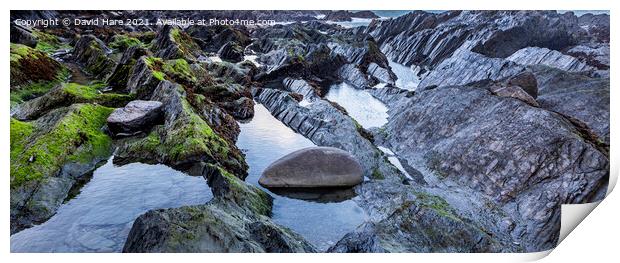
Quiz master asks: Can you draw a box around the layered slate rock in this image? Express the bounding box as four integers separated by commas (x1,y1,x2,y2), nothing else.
507,47,594,72
152,25,202,61
123,165,316,253
367,11,592,71
107,100,164,136
10,24,37,47
380,84,608,251
106,45,150,92
10,104,114,234
218,42,245,63
418,49,525,90
72,35,115,78
531,65,610,144
259,147,363,188
187,25,251,53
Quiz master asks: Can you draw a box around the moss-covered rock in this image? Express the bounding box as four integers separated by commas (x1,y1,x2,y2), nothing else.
72,35,115,79
107,45,149,91
108,34,143,51
10,104,114,233
32,30,70,54
11,104,114,187
10,43,69,106
115,80,247,177
152,25,202,61
13,82,134,120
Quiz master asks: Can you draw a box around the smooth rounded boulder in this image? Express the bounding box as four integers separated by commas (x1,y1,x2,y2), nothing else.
107,100,163,136
259,147,363,188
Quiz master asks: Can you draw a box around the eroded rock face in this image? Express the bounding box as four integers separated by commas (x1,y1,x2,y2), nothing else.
379,84,608,251
72,35,115,78
531,65,610,144
218,42,244,63
107,100,164,136
418,49,525,90
259,147,363,188
507,47,594,72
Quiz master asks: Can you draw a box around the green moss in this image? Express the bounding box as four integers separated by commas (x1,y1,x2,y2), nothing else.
10,68,70,107
413,191,460,221
10,119,35,161
212,165,272,216
371,167,385,180
10,44,68,99
162,59,196,83
10,43,35,62
32,30,70,54
170,28,201,59
62,83,134,106
10,104,114,187
108,35,143,50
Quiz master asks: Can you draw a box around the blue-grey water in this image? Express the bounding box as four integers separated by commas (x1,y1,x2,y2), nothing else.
10,158,213,252
237,104,368,251
325,82,389,128
389,60,421,91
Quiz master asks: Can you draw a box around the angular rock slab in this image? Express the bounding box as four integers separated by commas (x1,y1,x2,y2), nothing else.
107,100,163,136
259,147,363,188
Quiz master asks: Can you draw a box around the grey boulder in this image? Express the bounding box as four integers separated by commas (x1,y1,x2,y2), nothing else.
107,100,163,136
259,147,363,188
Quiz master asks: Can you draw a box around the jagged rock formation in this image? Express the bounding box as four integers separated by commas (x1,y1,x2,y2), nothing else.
375,84,608,251
507,47,595,72
72,35,116,78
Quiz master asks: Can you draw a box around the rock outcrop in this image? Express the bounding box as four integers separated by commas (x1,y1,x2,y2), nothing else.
507,47,594,73
152,25,203,61
218,42,245,63
417,48,525,90
72,35,115,78
378,84,608,251
12,83,133,121
259,147,364,188
531,65,610,144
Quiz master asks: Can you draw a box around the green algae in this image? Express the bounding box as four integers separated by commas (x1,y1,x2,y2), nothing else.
10,104,114,188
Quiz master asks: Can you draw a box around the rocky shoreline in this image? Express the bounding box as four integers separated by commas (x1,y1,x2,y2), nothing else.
10,10,609,253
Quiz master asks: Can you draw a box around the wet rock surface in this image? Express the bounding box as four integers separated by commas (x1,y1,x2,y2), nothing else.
259,147,363,188
106,100,164,136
